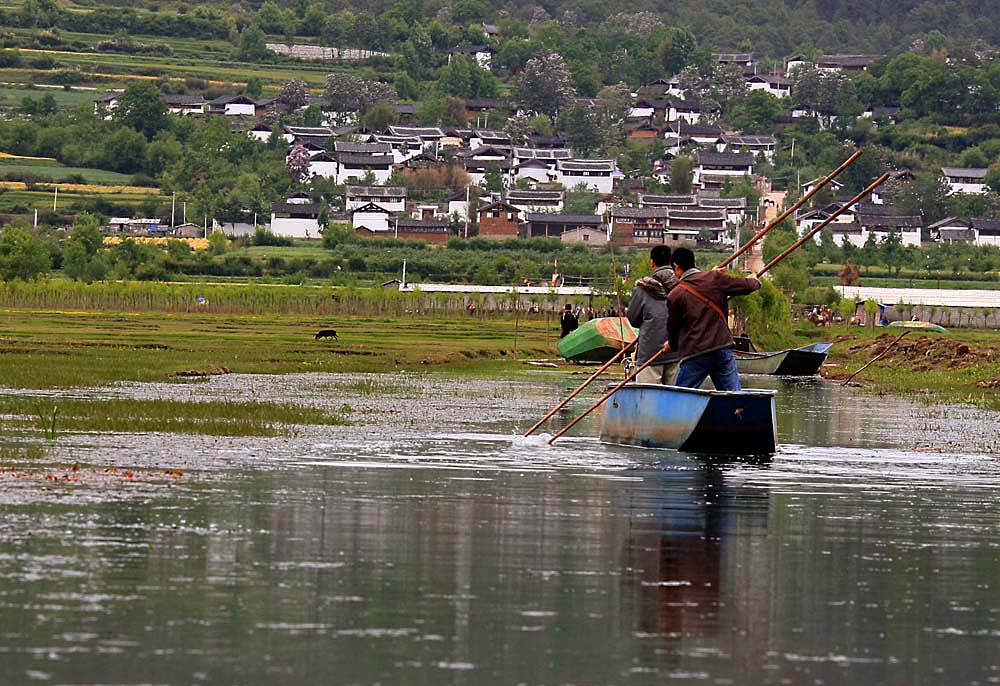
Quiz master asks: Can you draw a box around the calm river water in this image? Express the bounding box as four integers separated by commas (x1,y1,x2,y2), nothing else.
1,371,998,686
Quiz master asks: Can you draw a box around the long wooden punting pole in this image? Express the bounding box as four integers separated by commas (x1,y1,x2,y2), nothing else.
717,150,863,270
547,346,669,445
523,338,637,437
842,331,910,386
755,172,891,278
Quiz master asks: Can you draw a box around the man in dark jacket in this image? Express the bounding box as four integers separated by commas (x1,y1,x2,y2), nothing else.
559,303,579,338
666,247,760,391
627,245,680,384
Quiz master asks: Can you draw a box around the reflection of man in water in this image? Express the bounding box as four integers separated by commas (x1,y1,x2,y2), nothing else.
621,461,768,645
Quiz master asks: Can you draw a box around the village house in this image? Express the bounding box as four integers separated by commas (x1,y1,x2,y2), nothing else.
370,134,424,164
713,52,756,73
334,151,393,185
269,200,323,239
513,159,558,186
745,74,792,98
522,214,603,239
477,201,522,238
344,186,407,213
305,151,338,179
699,196,749,226
667,208,728,244
506,189,565,214
693,151,754,190
723,134,777,161
206,94,258,117
351,202,392,232
385,125,445,150
390,218,451,243
940,167,989,195
285,125,333,147
105,217,161,234
638,194,697,209
447,188,493,222
666,99,704,125
561,226,608,245
557,159,617,194
816,54,882,72
94,91,121,117
609,207,673,246
448,44,495,70
163,94,207,115
463,98,511,125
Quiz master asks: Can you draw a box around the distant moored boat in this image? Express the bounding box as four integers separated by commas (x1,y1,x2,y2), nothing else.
557,316,637,362
734,342,833,376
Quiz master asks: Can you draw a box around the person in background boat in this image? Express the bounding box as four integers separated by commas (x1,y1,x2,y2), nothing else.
665,247,761,391
560,303,579,338
627,245,680,384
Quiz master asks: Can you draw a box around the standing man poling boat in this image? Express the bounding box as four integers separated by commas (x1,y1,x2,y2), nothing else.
666,248,760,391
627,245,680,385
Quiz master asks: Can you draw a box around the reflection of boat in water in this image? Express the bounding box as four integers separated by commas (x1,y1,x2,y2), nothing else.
734,342,832,376
557,317,636,362
600,383,777,455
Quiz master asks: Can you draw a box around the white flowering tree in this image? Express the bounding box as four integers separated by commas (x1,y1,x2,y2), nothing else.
516,50,576,118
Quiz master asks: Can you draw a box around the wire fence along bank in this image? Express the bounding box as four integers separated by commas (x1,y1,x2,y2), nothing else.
0,280,617,318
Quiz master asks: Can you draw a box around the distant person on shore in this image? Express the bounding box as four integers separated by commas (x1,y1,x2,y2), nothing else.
665,248,760,391
627,245,679,384
560,303,579,338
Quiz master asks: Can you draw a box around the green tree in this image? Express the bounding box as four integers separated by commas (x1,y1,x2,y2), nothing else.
238,25,270,62
208,230,229,255
113,81,168,139
657,26,697,75
363,102,399,131
0,225,51,280
670,155,694,194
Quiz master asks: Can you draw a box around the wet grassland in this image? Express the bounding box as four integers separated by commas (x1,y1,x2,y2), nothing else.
2,305,1000,448
0,307,554,446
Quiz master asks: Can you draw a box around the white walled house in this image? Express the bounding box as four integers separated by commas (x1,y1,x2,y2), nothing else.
693,151,754,189
269,201,323,239
371,135,423,164
940,167,988,195
305,151,338,179
506,189,565,214
723,134,777,162
335,153,393,185
351,203,392,232
557,159,617,194
449,44,494,70
344,186,407,213
207,94,258,116
513,159,557,185
746,74,792,98
163,94,207,115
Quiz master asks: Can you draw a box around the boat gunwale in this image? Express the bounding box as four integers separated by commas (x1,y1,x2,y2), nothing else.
623,382,777,398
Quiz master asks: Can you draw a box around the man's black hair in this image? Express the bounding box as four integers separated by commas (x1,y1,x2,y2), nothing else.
564,303,572,309
671,247,696,271
649,245,671,267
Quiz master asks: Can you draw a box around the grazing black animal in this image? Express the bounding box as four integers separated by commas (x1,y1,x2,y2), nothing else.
315,329,338,340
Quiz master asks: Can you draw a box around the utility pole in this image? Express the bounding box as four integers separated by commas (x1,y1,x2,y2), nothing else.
53,186,58,212
171,192,176,228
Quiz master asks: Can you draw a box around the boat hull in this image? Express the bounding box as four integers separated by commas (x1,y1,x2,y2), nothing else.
600,384,777,455
735,343,831,376
557,317,637,362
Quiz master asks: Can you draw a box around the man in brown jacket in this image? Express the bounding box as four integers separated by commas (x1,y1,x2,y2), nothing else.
666,247,760,391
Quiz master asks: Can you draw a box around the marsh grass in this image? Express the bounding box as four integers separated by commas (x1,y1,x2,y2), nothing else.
0,442,47,462
0,397,350,437
337,378,416,396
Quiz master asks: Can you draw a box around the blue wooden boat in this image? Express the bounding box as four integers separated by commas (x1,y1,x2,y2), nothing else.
600,384,778,455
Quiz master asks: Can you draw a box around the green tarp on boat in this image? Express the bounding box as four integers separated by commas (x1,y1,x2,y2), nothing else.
557,317,637,362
